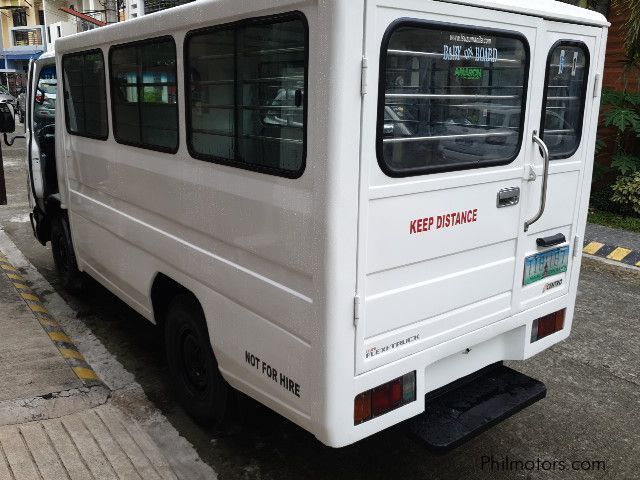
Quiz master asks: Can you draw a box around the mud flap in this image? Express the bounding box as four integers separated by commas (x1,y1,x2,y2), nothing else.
405,363,546,452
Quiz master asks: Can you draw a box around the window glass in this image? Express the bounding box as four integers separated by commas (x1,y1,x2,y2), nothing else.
541,43,589,159
33,66,57,140
378,24,529,176
188,29,235,160
110,37,178,152
187,14,307,177
62,50,108,139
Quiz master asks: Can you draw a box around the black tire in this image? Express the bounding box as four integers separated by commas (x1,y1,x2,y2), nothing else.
164,294,231,426
50,215,85,292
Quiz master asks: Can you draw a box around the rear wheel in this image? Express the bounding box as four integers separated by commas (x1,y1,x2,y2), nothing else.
164,294,230,425
50,215,85,292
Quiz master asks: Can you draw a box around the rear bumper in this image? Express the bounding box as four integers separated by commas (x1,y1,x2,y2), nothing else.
320,294,572,447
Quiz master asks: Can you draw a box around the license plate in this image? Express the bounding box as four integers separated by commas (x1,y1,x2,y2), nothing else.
523,246,570,286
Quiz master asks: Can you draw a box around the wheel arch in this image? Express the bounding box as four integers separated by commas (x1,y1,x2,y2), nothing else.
150,272,205,332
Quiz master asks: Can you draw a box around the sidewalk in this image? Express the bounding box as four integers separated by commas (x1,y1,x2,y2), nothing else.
0,251,178,479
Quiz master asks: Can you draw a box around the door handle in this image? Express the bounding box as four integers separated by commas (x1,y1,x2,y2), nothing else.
524,131,551,232
536,233,566,248
497,187,520,208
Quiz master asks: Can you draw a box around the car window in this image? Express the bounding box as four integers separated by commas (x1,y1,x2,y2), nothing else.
62,50,109,139
186,13,308,178
33,65,57,144
378,22,529,177
540,43,590,159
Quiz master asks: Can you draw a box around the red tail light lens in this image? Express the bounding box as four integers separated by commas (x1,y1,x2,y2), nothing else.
354,372,416,425
531,309,566,342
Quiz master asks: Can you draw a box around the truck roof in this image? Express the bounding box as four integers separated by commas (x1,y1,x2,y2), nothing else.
55,0,609,54
443,0,608,27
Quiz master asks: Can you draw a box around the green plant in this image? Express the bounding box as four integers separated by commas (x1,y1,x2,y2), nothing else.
611,172,640,214
599,88,640,176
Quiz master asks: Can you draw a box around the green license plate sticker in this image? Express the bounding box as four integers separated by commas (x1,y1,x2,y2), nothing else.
524,246,570,286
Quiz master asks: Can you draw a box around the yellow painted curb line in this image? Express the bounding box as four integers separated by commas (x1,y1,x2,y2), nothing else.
48,331,73,343
583,242,604,255
73,367,99,381
0,249,102,387
28,302,48,314
20,292,40,302
61,348,86,361
607,247,632,262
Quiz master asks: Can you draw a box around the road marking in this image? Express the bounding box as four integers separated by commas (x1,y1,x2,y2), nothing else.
1,247,103,386
48,331,73,343
20,292,40,302
28,302,48,314
60,348,85,361
72,367,99,381
607,247,632,262
583,242,605,255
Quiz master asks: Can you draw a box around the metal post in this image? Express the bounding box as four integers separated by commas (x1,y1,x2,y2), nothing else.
0,142,6,205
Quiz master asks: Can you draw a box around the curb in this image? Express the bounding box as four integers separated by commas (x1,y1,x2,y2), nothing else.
0,250,103,387
583,241,640,269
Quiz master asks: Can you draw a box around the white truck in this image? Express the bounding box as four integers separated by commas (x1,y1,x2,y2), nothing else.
2,0,608,449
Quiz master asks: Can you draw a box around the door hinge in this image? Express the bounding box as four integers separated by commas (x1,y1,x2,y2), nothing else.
361,56,368,96
593,73,602,99
354,295,361,326
573,235,582,257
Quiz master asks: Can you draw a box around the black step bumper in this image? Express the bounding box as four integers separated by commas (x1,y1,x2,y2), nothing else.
405,363,547,453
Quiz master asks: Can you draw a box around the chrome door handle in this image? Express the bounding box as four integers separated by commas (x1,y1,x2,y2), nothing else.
525,131,550,232
497,187,520,208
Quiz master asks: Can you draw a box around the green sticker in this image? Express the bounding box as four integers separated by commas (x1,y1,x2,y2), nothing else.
455,67,483,80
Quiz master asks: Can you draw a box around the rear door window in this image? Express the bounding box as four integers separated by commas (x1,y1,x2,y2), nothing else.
377,22,530,177
540,42,590,159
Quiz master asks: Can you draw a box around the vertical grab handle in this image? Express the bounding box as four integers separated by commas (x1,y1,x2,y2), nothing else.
525,131,551,232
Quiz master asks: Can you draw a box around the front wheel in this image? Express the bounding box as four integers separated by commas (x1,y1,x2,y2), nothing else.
50,215,85,292
164,294,231,426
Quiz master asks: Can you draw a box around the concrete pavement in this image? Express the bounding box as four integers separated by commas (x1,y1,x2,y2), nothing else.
0,250,182,479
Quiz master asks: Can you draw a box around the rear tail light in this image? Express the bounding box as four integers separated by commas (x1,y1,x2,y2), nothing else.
354,372,416,425
531,309,566,342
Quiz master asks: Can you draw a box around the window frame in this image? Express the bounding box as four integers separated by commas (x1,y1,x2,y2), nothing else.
376,19,531,178
108,35,179,154
539,40,591,161
184,11,309,180
62,48,109,141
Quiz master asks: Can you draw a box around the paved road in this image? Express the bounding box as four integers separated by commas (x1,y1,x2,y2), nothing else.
2,138,639,479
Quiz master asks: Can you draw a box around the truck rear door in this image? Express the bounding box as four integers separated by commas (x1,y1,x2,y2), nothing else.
356,0,602,374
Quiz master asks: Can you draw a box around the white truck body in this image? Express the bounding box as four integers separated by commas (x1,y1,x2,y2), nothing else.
24,0,607,447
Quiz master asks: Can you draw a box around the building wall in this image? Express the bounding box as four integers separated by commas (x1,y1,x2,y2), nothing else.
602,2,638,91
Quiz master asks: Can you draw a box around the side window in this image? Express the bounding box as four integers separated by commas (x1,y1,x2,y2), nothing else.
541,43,590,159
62,50,109,139
110,37,178,152
378,22,529,177
33,65,57,145
186,13,308,178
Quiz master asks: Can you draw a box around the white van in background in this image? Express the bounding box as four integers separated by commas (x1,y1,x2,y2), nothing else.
1,0,608,450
